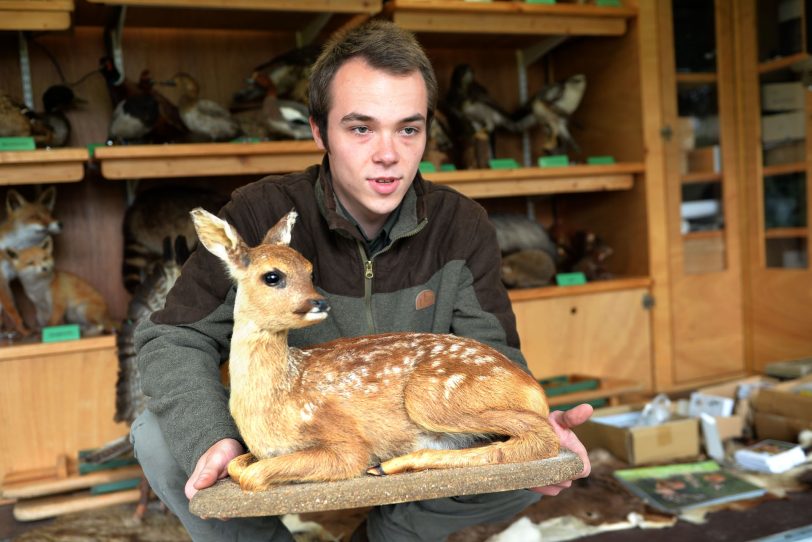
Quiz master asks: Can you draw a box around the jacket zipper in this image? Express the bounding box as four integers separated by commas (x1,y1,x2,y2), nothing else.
356,218,428,335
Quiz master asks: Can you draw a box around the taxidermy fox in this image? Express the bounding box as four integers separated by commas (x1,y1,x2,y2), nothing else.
0,188,62,336
6,237,112,335
191,208,559,492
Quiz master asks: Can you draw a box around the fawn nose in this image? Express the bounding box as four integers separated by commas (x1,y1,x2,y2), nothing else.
311,298,330,313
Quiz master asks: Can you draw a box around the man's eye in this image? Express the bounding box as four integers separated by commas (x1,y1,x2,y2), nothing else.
402,126,419,136
352,126,370,135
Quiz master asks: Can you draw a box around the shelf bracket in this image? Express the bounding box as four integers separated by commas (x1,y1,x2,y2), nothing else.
520,36,569,69
18,32,34,109
296,13,331,47
105,6,128,85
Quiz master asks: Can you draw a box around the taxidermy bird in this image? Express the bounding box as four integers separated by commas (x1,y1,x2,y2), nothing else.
444,64,518,168
513,73,587,154
251,71,312,140
134,70,187,143
232,43,321,110
423,108,455,170
165,72,240,142
0,94,54,146
40,84,79,148
100,58,159,143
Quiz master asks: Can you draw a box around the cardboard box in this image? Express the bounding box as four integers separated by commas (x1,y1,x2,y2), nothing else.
761,82,806,112
752,374,812,422
573,405,699,465
763,140,806,166
689,376,777,440
754,411,812,442
762,110,806,145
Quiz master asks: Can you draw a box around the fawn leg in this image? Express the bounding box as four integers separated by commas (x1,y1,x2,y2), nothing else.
227,452,257,482
238,445,369,492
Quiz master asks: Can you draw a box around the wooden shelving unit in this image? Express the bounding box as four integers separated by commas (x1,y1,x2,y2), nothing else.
757,52,810,74
0,0,74,31
508,276,651,303
428,163,641,199
763,162,806,177
94,141,325,180
0,148,88,185
0,334,114,360
764,227,808,239
85,0,380,13
681,171,723,184
386,0,635,37
675,72,718,84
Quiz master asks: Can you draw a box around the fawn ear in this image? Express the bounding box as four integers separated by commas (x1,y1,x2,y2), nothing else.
262,210,297,246
190,208,248,272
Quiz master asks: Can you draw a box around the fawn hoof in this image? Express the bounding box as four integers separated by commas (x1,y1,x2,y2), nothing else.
366,465,386,476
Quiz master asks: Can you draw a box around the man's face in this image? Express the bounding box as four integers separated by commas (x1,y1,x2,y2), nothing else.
311,57,428,237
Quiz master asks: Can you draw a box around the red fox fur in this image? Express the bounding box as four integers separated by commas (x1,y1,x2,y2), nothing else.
6,236,112,335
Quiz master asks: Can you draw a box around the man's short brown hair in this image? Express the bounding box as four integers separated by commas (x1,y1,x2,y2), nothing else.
308,19,438,150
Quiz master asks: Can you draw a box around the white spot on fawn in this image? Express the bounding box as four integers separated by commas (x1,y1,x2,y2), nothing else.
300,402,316,422
444,374,466,399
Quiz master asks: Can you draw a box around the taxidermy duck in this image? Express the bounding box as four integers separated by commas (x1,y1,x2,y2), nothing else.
165,72,240,142
232,43,320,110
513,73,587,154
100,58,160,143
251,71,311,140
135,70,187,143
39,84,80,148
423,108,454,169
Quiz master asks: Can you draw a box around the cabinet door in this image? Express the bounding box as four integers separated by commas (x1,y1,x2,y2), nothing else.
660,0,746,384
741,0,812,369
512,288,652,389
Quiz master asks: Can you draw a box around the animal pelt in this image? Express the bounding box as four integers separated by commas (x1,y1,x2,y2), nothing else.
501,249,557,288
489,213,557,256
122,186,228,293
553,226,614,281
489,213,558,288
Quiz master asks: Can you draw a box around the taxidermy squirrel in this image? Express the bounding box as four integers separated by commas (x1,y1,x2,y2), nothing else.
0,188,62,337
7,236,113,335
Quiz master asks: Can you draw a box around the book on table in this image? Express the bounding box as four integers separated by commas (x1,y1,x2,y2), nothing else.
613,460,766,514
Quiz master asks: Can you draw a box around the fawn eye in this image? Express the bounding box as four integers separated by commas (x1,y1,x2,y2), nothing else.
262,270,285,287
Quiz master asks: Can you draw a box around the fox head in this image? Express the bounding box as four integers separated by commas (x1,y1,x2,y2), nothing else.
6,236,55,281
2,188,62,249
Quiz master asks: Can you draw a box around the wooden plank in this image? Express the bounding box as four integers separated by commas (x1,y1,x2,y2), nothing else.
0,10,70,30
758,52,810,74
0,335,115,362
388,0,637,38
681,172,723,184
191,451,583,518
2,465,142,499
13,488,141,522
0,148,87,163
545,377,643,407
763,162,806,177
0,148,88,184
764,227,808,239
85,0,381,13
675,72,717,84
507,276,652,302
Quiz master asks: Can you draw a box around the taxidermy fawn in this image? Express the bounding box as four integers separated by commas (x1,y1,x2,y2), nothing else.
191,208,560,492
7,236,113,335
0,188,62,336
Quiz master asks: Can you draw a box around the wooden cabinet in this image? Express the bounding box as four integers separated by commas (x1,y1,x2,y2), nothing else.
0,337,126,480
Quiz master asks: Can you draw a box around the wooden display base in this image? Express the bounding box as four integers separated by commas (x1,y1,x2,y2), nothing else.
191,450,583,519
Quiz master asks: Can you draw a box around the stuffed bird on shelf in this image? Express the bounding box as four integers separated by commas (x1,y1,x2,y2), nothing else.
164,72,240,142
513,73,587,154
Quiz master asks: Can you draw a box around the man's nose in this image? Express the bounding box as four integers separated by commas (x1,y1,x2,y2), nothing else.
372,134,398,165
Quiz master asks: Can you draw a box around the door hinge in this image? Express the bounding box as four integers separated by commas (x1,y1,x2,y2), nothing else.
642,293,655,310
660,125,673,141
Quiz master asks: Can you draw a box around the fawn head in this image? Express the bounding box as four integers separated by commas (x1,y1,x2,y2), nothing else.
190,208,329,332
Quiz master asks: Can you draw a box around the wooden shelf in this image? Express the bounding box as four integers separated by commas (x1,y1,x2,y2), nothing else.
507,276,651,302
765,227,808,239
0,0,74,31
429,162,642,198
758,52,811,75
763,162,806,177
386,0,636,37
85,0,380,13
0,148,87,185
681,171,722,184
545,376,643,408
94,141,324,180
675,72,717,85
683,230,723,240
0,335,115,362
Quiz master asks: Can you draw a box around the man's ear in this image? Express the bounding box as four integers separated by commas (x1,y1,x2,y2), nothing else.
309,117,326,152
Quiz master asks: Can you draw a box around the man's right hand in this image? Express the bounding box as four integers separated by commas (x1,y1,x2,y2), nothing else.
185,438,245,499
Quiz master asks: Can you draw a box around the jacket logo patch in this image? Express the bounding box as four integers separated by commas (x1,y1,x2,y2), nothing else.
415,289,435,311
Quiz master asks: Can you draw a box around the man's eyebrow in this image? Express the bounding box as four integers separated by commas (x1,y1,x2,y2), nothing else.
339,113,427,124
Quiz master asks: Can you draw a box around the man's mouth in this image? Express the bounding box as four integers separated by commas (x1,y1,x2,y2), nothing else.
370,177,399,184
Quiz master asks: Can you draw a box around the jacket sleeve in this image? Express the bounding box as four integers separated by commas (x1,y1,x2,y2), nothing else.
450,206,531,373
135,199,256,476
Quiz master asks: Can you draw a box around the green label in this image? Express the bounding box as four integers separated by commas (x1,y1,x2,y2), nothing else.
0,137,36,151
439,163,457,171
587,155,616,165
489,158,520,169
418,161,437,173
596,0,622,6
90,477,142,495
526,0,556,4
538,155,570,167
555,272,587,286
42,324,81,343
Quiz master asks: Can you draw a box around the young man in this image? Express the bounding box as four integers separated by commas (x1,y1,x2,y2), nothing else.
132,20,592,542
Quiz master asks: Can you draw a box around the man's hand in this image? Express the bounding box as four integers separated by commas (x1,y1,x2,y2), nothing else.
185,438,245,500
529,403,593,496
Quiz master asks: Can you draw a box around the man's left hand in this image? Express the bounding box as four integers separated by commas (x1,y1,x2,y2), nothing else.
529,403,593,496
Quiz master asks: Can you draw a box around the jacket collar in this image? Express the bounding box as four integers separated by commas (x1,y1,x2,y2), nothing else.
314,155,428,244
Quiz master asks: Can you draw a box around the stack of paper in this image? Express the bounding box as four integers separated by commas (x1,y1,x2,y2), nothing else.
734,440,806,473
